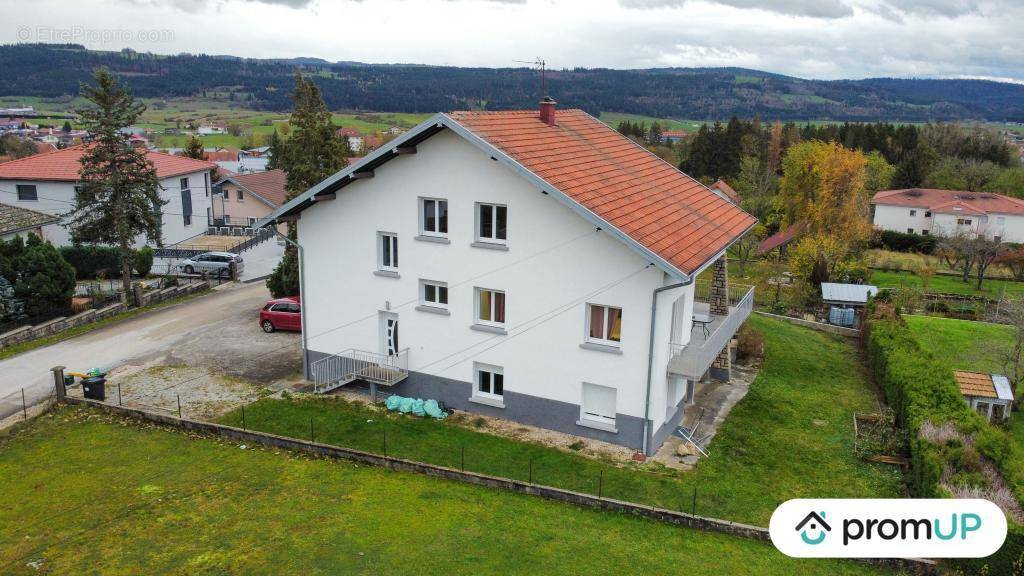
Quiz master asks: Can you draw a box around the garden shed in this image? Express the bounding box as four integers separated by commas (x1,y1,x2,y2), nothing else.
954,371,1014,423
820,283,878,328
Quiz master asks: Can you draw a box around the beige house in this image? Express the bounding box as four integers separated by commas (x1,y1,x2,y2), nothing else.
210,169,287,233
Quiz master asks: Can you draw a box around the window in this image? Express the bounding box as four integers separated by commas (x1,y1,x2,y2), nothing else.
586,304,622,345
477,203,507,244
958,218,973,226
909,209,916,216
180,186,192,226
474,363,504,401
581,382,617,427
907,228,914,234
420,279,448,309
921,230,929,236
16,184,37,201
925,211,932,218
475,288,505,326
237,189,244,201
420,198,448,236
378,232,398,272
248,217,258,226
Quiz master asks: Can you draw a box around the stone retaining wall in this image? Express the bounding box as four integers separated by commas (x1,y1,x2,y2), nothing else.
63,396,935,574
0,282,209,348
754,311,861,337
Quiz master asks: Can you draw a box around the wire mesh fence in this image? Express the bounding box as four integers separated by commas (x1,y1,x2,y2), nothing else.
0,381,55,422
59,374,739,519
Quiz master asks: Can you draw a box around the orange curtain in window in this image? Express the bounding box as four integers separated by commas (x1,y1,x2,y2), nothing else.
607,307,622,342
494,292,505,323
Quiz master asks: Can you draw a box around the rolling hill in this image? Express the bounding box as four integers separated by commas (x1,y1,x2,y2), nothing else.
1,43,1023,122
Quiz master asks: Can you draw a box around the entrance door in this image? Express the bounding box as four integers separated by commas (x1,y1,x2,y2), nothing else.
380,312,399,356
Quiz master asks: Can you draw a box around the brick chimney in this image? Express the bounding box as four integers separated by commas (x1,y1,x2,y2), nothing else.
539,97,556,126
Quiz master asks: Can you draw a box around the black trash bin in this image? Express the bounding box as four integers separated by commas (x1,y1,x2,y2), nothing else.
82,377,106,401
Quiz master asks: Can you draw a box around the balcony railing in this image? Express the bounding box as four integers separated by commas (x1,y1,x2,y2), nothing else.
668,284,754,380
311,348,410,393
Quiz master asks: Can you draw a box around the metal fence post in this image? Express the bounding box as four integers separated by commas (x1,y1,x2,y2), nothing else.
241,404,246,430
21,388,27,420
598,470,604,502
117,384,122,406
51,366,66,403
177,394,182,419
310,418,315,443
460,444,465,471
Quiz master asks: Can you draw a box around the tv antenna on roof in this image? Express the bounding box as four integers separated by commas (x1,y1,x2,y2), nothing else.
514,57,547,99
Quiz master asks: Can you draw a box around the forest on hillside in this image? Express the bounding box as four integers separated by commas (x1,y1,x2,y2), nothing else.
2,43,1024,121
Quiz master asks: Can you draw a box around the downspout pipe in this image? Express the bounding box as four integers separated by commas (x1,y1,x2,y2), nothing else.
641,276,694,456
267,226,310,380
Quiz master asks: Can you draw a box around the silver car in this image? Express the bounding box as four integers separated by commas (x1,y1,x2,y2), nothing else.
179,252,245,277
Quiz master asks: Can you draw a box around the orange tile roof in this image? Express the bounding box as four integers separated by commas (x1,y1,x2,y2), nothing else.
224,169,288,207
711,178,740,204
447,109,756,275
873,188,1024,216
954,370,997,398
0,144,216,182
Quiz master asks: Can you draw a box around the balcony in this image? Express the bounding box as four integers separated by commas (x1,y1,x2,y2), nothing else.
312,348,410,393
667,281,754,380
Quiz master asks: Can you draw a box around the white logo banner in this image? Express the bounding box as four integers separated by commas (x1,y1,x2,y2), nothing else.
769,499,1007,558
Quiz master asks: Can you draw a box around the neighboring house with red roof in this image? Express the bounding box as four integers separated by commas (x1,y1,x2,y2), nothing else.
212,169,287,234
0,145,215,247
872,188,1024,243
709,179,740,205
262,100,757,455
336,127,364,153
757,221,807,256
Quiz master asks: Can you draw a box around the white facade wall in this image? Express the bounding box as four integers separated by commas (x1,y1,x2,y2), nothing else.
872,204,934,235
0,169,211,247
874,203,1024,242
298,130,694,424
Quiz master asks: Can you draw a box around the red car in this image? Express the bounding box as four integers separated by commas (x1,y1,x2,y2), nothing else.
260,296,302,332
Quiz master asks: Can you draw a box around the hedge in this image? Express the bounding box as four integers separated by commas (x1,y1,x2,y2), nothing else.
876,230,937,254
59,245,123,280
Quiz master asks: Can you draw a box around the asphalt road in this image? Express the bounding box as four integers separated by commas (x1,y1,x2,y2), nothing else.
0,282,302,417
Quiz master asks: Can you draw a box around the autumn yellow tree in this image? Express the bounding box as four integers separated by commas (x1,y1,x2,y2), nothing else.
780,141,873,284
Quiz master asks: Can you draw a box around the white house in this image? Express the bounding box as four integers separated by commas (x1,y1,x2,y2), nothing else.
261,101,757,455
0,145,216,247
871,188,1024,243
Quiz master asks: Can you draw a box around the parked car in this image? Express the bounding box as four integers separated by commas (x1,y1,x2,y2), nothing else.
260,296,301,332
179,252,245,277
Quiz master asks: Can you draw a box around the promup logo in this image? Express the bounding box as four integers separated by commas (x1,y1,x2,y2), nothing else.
795,511,831,545
770,499,1007,558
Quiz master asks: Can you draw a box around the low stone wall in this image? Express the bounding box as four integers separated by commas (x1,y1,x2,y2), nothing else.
754,311,861,337
63,396,936,574
0,282,209,349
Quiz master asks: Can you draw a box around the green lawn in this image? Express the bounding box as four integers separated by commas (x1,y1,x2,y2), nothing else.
0,406,887,575
904,315,1014,375
220,315,902,526
870,270,1024,298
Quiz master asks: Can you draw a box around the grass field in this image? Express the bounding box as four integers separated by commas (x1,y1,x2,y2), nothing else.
870,269,1024,298
904,315,1014,375
0,406,888,575
220,315,902,527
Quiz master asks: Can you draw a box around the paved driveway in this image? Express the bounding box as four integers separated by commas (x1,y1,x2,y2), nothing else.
0,283,301,417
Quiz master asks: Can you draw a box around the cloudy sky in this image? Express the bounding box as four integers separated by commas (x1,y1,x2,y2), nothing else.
3,0,1022,83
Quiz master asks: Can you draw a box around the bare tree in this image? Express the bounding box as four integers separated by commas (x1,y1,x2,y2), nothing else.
972,235,1005,290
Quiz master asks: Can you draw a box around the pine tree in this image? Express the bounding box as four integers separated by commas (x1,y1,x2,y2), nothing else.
62,120,72,132
65,68,162,303
183,135,206,160
274,74,350,199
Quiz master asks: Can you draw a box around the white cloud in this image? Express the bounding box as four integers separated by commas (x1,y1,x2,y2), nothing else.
1,0,1021,83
